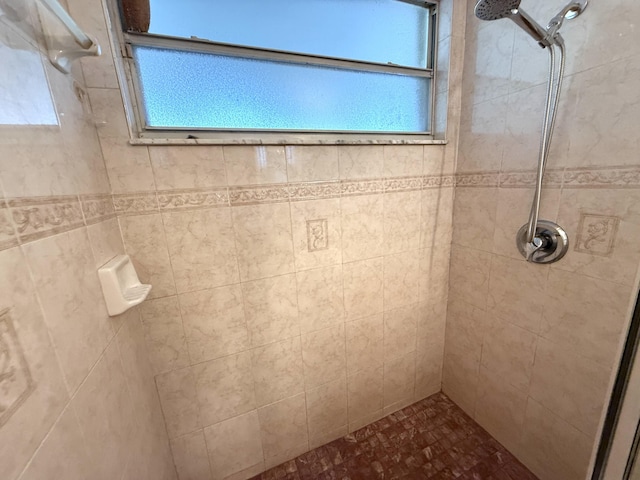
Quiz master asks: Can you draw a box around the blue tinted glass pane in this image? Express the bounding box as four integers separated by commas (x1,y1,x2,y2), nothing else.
133,46,430,132
148,0,429,69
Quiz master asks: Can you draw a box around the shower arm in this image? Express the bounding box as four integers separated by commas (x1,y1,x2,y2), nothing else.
525,35,566,255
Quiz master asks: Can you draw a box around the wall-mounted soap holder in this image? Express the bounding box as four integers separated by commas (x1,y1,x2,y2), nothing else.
98,255,151,317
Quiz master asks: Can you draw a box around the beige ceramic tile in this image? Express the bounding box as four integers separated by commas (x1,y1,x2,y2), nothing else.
529,338,612,438
302,324,346,389
338,145,384,179
452,187,497,252
71,341,136,480
242,274,300,347
346,314,384,374
286,146,339,182
347,366,384,425
139,296,190,375
383,352,416,409
170,430,213,480
423,146,447,176
417,300,447,353
487,254,548,334
0,248,69,480
251,336,304,407
231,203,295,281
204,411,264,479
163,208,240,293
474,367,527,453
23,228,114,393
519,398,594,480
383,304,419,362
155,367,201,439
383,190,421,254
86,217,124,268
418,245,451,307
415,347,443,399
88,87,129,139
383,251,420,310
18,406,90,480
149,146,226,189
420,187,454,251
306,377,348,445
99,136,156,194
444,300,486,363
120,214,176,299
448,245,491,309
542,268,630,367
290,198,342,271
340,193,384,262
258,393,309,469
480,317,537,393
296,265,344,333
343,257,384,321
224,146,287,185
442,350,479,417
383,145,424,177
193,352,256,427
179,285,249,364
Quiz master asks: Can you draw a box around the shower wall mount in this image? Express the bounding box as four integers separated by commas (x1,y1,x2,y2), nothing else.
474,0,587,264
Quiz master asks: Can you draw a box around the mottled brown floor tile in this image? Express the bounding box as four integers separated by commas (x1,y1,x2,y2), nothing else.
251,392,537,480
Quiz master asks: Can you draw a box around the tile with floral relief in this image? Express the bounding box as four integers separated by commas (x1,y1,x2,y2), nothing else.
163,207,239,293
383,251,420,311
231,202,295,281
155,366,201,439
149,145,226,189
205,410,264,479
193,352,257,427
0,200,18,251
346,313,383,374
157,188,229,211
383,352,416,409
119,213,176,299
286,145,339,182
343,257,384,321
258,393,309,469
242,274,300,347
448,244,491,309
9,195,84,243
290,197,342,271
224,145,287,185
251,336,304,407
112,192,159,215
306,377,348,445
383,304,419,362
80,193,116,226
139,296,190,375
338,145,384,179
23,228,114,393
179,284,249,365
296,265,344,334
0,248,69,480
170,430,213,480
383,190,421,254
340,193,383,262
302,323,346,389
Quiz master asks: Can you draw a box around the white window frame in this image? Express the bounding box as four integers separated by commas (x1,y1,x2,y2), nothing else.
107,0,444,145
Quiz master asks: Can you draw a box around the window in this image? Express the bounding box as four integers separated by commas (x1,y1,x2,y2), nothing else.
118,0,438,138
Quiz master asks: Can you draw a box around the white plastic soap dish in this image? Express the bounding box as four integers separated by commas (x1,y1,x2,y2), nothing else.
98,255,152,316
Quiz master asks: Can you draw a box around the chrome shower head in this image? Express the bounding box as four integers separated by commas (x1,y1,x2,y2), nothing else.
474,0,521,21
474,0,551,47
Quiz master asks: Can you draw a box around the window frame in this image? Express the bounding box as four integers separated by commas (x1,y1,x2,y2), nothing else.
108,0,442,145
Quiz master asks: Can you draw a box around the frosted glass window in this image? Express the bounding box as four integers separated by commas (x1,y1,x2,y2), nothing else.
134,46,430,132
148,0,430,69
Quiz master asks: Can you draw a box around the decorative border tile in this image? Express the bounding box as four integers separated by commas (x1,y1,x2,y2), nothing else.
80,194,116,225
564,166,640,189
289,182,341,202
112,192,159,215
158,188,229,211
229,184,290,205
499,170,563,188
384,176,423,193
340,179,384,196
9,196,84,244
455,172,500,187
0,200,19,251
423,175,455,189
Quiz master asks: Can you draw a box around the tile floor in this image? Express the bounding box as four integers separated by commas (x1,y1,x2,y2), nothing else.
250,392,538,480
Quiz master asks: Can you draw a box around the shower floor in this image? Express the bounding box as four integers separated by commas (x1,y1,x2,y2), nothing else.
250,392,538,480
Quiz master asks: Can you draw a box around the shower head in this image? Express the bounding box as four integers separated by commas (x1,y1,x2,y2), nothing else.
474,0,551,47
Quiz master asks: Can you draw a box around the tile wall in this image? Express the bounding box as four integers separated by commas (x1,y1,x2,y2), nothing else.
444,1,640,479
61,0,465,479
0,1,176,479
